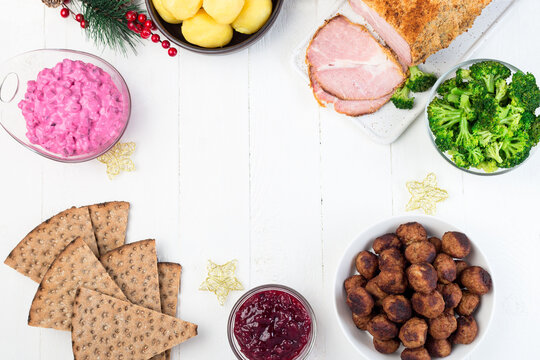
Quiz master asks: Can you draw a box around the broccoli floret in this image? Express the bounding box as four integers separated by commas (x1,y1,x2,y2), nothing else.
407,66,437,92
467,147,485,167
450,151,470,168
475,129,499,147
499,133,532,168
470,61,511,93
456,112,477,150
391,85,414,109
485,142,504,163
427,98,462,132
445,86,473,106
497,104,524,131
508,71,540,113
434,129,455,152
437,78,458,97
530,115,540,146
494,78,508,104
477,160,499,173
473,94,498,130
456,68,472,85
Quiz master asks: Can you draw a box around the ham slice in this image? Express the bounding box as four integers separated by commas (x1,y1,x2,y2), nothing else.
306,15,405,101
349,0,493,66
309,67,391,117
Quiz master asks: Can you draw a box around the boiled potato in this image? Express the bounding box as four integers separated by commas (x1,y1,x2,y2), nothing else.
232,0,272,34
152,0,182,24
182,9,233,48
203,0,245,25
164,0,203,21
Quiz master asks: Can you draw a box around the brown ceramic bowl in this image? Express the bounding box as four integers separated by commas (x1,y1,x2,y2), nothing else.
145,0,284,55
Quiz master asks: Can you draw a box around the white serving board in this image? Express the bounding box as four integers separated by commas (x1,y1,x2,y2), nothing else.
292,0,516,144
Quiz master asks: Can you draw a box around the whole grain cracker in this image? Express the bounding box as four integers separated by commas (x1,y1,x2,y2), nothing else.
72,288,198,360
100,239,161,311
158,262,183,360
88,201,130,255
4,206,99,282
28,237,127,331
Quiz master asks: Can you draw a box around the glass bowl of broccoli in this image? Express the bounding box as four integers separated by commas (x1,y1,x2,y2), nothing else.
425,58,540,175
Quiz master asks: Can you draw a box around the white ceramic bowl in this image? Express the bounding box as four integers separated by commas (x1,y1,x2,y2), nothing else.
334,215,495,360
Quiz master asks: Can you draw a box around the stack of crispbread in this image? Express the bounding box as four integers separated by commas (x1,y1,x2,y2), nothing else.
4,202,195,360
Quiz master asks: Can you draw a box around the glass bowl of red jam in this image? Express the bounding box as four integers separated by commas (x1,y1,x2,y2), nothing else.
228,284,316,360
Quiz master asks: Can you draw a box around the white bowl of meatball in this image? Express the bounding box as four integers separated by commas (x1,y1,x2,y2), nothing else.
334,215,494,360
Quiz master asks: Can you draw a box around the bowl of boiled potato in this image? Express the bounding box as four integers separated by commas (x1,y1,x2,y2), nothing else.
146,0,283,54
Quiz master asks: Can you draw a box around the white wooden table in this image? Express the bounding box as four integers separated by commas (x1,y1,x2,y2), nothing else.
1,0,539,359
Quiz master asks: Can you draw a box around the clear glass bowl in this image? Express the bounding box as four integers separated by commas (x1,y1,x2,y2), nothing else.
0,49,131,163
227,284,317,360
425,58,536,176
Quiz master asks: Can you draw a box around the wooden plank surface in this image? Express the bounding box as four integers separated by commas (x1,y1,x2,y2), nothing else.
0,0,539,359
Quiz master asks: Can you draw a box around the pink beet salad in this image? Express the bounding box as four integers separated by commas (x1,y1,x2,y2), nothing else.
18,59,125,157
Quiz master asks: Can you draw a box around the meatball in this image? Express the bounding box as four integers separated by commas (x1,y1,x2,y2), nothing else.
451,316,478,344
367,314,399,341
352,312,372,330
405,241,436,264
346,286,374,316
429,311,457,339
376,270,408,294
396,222,428,246
373,337,400,354
428,237,442,253
344,275,367,294
454,260,469,278
373,233,402,254
412,291,445,319
355,250,379,279
456,291,481,316
406,263,437,294
460,266,492,295
401,347,431,360
399,317,428,348
425,337,452,358
366,278,388,300
382,295,412,323
441,232,471,258
433,254,457,284
379,247,406,271
440,283,462,309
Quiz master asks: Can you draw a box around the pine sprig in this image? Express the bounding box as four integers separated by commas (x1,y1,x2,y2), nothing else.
70,0,144,54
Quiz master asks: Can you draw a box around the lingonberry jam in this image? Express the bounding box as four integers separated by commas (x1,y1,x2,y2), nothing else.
233,289,312,360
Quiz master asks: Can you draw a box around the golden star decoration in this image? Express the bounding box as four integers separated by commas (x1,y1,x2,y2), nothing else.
406,173,449,215
97,142,136,180
199,259,244,305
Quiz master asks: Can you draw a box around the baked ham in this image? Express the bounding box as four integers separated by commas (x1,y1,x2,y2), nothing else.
309,68,392,117
306,15,406,101
349,0,493,66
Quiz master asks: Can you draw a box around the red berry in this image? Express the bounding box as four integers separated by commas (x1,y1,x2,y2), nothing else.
75,13,83,22
136,23,144,32
141,29,151,39
144,20,154,29
125,10,137,22
63,0,70,3
60,8,69,18
80,20,86,28
127,21,136,31
138,14,147,23
151,34,160,43
151,23,157,31
161,40,170,49
168,48,177,57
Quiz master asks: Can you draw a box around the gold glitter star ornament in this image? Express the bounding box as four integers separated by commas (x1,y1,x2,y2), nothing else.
97,142,136,180
200,260,244,305
406,173,449,215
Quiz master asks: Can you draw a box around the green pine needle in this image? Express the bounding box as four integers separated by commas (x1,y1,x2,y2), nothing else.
70,0,144,54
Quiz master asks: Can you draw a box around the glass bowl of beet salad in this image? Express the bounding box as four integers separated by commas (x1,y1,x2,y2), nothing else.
227,284,316,360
